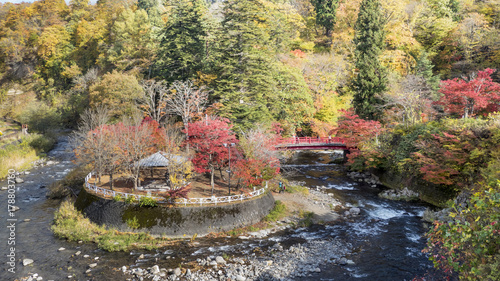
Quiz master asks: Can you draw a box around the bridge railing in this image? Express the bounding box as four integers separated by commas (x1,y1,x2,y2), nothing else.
276,136,345,145
84,172,268,206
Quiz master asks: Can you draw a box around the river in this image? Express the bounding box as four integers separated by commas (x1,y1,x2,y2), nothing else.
0,138,437,280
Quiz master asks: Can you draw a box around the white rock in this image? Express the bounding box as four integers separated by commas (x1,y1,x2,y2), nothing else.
83,255,90,258
58,247,65,251
89,263,97,268
15,177,24,183
265,260,273,266
75,251,81,256
173,267,182,276
23,259,34,266
151,265,160,274
215,256,226,265
236,275,246,281
122,266,127,272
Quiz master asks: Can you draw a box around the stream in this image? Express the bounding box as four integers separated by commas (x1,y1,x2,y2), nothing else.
0,138,436,280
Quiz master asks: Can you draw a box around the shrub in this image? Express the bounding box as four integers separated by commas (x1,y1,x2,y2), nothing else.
298,210,315,227
138,196,158,207
16,101,61,133
264,200,287,222
125,195,136,204
126,216,140,229
27,133,56,152
424,186,500,280
113,194,123,202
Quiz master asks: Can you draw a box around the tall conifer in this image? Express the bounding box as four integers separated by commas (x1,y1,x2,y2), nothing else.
311,0,340,37
213,0,276,129
155,0,208,83
352,0,386,120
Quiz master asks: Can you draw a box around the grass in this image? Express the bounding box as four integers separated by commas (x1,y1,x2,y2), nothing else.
52,201,180,252
0,133,56,179
286,184,309,195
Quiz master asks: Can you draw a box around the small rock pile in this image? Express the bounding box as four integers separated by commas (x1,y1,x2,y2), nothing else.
378,187,419,201
347,172,381,187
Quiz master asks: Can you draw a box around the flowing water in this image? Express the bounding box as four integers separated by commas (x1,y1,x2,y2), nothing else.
0,139,435,280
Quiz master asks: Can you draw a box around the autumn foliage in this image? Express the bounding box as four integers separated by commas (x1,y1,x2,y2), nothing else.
185,117,238,191
332,110,384,168
436,68,500,118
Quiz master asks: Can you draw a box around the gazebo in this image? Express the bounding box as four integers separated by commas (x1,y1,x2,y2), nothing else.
136,151,188,190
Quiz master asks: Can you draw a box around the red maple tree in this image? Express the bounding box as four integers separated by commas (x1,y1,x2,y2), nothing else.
185,116,238,193
436,68,500,118
332,110,384,168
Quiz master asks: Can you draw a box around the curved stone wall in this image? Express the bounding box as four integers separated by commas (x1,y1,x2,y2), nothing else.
75,188,275,237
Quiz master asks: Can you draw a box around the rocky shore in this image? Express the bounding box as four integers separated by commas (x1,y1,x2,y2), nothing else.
123,238,353,281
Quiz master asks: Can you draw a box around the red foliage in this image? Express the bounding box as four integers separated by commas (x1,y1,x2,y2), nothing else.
332,110,384,148
435,68,500,118
233,158,280,188
185,117,238,174
290,49,307,58
412,131,474,186
165,184,191,200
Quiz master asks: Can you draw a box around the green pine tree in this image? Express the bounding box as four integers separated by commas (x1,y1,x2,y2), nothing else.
311,0,340,37
155,0,208,83
352,0,387,120
213,0,277,130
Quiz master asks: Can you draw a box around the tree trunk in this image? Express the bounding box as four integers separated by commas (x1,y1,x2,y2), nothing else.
210,166,215,195
109,173,114,191
219,167,225,181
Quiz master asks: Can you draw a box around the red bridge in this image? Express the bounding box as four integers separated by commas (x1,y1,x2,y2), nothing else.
275,137,348,150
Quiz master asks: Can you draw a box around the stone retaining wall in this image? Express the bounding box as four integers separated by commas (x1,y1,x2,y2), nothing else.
75,188,275,237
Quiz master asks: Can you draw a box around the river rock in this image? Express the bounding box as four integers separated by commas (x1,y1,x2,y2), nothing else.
83,255,90,258
173,267,182,276
151,265,160,274
58,247,65,251
75,251,81,256
215,256,226,265
349,207,361,216
236,275,246,281
1,186,7,190
122,266,127,272
23,259,34,266
10,206,20,212
15,177,24,183
89,263,97,268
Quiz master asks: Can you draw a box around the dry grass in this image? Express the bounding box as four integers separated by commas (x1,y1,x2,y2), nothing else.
0,146,38,178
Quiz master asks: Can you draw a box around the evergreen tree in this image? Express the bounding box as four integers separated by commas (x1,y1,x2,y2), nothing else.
137,0,162,28
415,51,440,96
155,0,208,83
311,0,340,37
352,0,387,120
213,0,277,129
